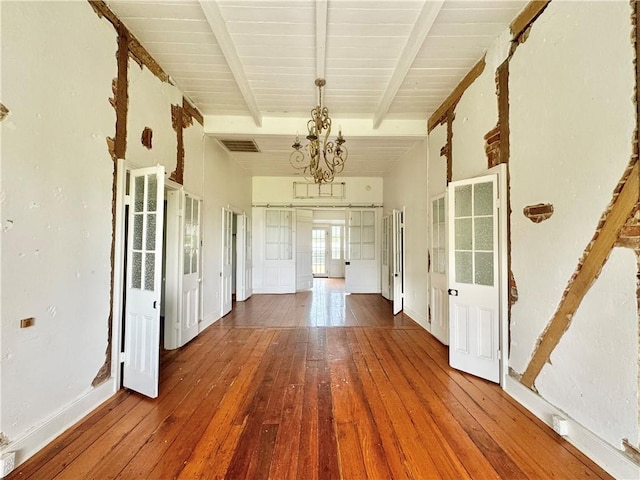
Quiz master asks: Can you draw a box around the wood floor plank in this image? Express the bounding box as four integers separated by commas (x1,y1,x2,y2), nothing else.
8,280,613,480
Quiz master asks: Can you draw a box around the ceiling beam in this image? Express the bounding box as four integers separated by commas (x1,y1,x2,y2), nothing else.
372,0,444,129
199,0,262,127
316,0,328,80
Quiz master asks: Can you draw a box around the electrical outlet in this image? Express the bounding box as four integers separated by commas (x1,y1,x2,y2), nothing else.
552,415,569,436
0,451,15,478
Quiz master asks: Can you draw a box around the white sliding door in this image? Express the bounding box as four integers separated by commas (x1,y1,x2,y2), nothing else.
345,208,380,294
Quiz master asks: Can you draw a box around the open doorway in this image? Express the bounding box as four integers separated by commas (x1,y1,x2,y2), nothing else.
221,207,250,316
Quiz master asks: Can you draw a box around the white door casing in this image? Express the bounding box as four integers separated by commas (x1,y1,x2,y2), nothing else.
392,209,404,315
296,209,313,290
430,194,448,345
181,194,201,345
447,173,500,383
221,207,233,316
345,208,381,294
123,165,165,399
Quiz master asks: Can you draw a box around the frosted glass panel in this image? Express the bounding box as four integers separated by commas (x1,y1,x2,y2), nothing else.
280,244,292,260
146,214,156,251
350,243,361,260
455,185,472,217
432,202,438,224
184,245,191,275
437,248,446,273
133,214,143,250
438,197,445,222
455,218,472,250
362,226,375,243
132,252,142,289
185,196,192,222
266,210,279,226
475,252,494,286
147,174,157,212
280,227,291,243
266,226,279,243
350,227,361,243
192,249,198,273
144,252,155,291
134,176,144,213
475,217,493,251
350,211,361,226
474,182,493,216
362,243,375,260
455,251,472,284
193,200,199,224
363,211,375,226
280,211,291,227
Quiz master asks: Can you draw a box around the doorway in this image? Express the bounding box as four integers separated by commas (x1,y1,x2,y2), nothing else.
312,228,329,277
221,207,250,316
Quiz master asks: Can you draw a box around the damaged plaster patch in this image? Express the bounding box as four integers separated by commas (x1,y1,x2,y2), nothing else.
141,127,153,149
0,103,10,122
623,438,640,465
0,433,9,447
509,270,519,306
523,203,554,223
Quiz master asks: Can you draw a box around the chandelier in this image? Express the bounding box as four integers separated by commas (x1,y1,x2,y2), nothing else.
290,78,347,184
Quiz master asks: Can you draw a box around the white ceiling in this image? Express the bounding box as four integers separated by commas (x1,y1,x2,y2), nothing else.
106,0,527,177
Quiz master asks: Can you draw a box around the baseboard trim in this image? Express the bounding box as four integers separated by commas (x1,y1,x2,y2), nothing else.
1,380,115,468
404,307,429,331
505,377,639,479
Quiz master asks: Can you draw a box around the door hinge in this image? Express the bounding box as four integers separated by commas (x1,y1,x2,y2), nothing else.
120,352,125,363
124,194,131,205
497,349,502,360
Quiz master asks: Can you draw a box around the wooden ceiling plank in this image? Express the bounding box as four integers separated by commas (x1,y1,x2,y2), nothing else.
373,0,445,129
199,0,262,126
316,0,328,80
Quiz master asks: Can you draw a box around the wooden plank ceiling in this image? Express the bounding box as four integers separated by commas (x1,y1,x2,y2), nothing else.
106,0,527,177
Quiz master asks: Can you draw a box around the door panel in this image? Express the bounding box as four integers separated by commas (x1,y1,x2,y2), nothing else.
345,208,380,293
296,210,313,290
392,209,403,315
430,195,448,344
124,165,164,399
448,174,499,383
181,195,200,345
381,216,391,300
221,208,233,316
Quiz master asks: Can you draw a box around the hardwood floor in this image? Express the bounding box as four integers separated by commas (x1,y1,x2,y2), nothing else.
9,279,611,479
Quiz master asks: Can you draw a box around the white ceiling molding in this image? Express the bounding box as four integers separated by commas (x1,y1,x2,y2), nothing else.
199,0,263,127
315,0,328,80
372,0,445,129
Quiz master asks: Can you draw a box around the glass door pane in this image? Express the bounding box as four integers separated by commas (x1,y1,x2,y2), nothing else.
312,228,327,276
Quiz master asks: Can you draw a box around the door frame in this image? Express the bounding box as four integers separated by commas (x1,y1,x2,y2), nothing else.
311,226,330,278
221,204,248,315
111,159,182,392
447,163,508,387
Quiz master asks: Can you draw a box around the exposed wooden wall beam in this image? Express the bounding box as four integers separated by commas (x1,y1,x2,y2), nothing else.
374,0,444,129
510,1,552,40
521,160,640,387
427,57,486,133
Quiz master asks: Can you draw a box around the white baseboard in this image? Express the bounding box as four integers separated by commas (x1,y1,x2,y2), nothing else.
505,377,639,479
1,380,115,468
404,307,429,331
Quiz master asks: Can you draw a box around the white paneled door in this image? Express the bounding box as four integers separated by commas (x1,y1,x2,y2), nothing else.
447,174,500,383
392,209,404,315
181,194,201,345
345,208,380,293
296,209,313,290
221,208,234,317
124,166,165,399
381,215,392,300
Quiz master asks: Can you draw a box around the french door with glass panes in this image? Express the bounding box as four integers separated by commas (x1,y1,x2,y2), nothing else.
312,228,329,277
124,166,164,399
430,194,448,344
447,174,500,383
181,194,201,345
345,208,379,293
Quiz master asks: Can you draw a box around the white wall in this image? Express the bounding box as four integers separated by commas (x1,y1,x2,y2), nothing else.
0,2,252,465
201,137,251,326
253,176,383,206
508,1,638,448
383,140,429,328
1,0,116,455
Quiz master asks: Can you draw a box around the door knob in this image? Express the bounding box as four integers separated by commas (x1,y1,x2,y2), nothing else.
448,289,458,296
